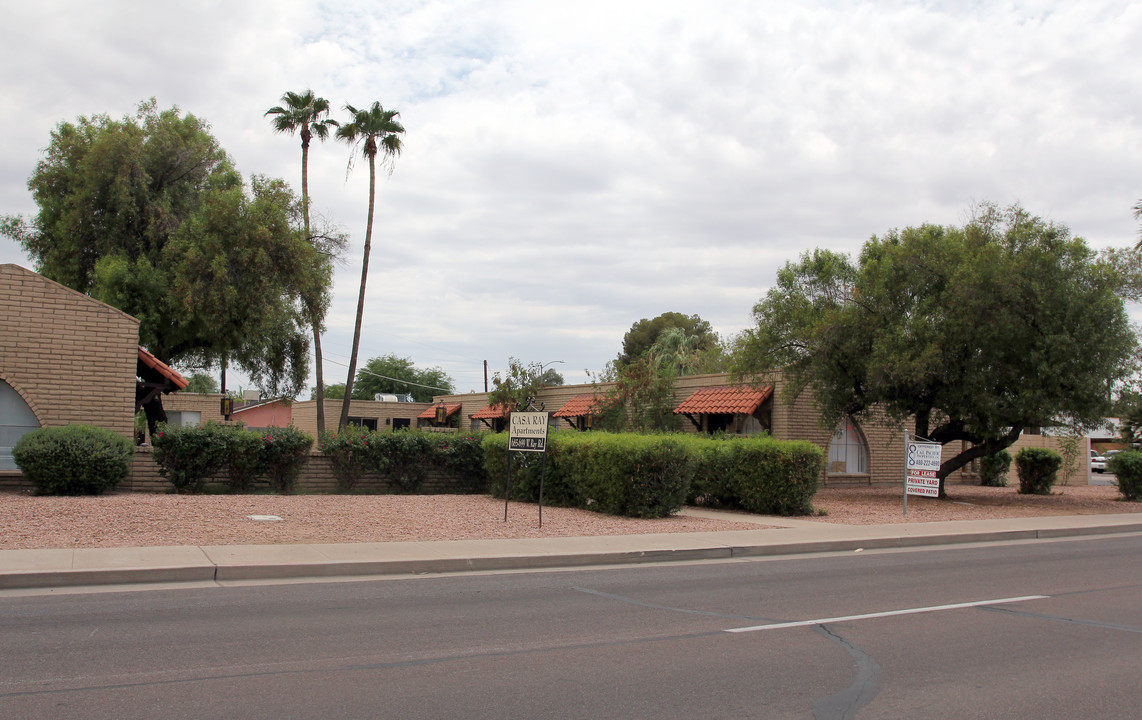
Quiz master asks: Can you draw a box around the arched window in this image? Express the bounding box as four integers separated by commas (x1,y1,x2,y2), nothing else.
1,381,40,470
828,418,868,475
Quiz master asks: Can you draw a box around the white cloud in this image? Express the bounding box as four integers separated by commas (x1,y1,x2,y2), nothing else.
2,0,1141,395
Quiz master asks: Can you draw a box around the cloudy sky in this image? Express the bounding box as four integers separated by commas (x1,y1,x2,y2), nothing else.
2,1,1140,395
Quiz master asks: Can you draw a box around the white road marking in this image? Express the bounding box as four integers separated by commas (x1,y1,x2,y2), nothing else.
725,595,1049,633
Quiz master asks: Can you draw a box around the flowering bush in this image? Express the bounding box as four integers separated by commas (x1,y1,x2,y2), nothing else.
151,422,231,493
261,425,314,493
320,424,373,491
433,432,489,493
369,430,438,493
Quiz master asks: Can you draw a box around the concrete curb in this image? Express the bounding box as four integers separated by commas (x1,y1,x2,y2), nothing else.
4,520,1140,591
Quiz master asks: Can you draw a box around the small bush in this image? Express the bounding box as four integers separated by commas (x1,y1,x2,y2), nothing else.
1108,450,1142,501
1015,447,1062,495
12,424,133,495
434,432,490,493
979,450,1012,487
225,426,269,492
261,426,314,493
151,422,231,493
370,430,438,493
320,424,374,491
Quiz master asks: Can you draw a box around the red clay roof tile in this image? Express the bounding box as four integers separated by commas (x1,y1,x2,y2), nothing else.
673,385,773,415
416,403,463,420
137,347,189,390
470,403,511,419
552,394,609,418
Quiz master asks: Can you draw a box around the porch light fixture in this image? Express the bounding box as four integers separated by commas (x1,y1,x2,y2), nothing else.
434,401,448,425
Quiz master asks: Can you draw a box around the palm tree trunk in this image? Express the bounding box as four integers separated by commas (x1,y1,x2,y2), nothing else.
339,153,376,429
300,135,327,436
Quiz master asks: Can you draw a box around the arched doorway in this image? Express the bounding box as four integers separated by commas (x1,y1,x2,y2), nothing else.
1,381,40,470
828,417,869,476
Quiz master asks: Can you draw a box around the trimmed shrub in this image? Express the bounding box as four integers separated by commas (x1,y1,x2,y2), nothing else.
151,422,231,493
261,426,314,493
224,426,269,492
979,450,1012,487
434,432,490,493
320,424,374,491
683,435,823,516
1108,450,1142,502
1015,447,1062,495
369,430,437,493
12,424,132,495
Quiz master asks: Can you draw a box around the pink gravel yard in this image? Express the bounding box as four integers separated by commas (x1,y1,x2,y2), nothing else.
0,484,1136,551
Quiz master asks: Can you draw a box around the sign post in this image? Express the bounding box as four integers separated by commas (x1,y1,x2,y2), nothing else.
505,411,550,526
904,430,942,514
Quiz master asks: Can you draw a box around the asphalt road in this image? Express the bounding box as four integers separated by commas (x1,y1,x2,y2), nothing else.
2,534,1141,720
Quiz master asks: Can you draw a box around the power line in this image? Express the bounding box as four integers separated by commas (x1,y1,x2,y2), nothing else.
321,356,453,393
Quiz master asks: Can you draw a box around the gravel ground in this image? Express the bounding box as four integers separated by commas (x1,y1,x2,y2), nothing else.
0,483,1137,550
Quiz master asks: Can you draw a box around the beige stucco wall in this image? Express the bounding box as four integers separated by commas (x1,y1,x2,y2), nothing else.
0,264,139,441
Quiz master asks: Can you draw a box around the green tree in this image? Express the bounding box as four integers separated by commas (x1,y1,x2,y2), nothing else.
266,89,340,434
314,383,346,400
1,100,327,397
335,101,405,429
733,203,1136,496
487,358,548,414
595,355,682,433
617,312,716,368
350,354,455,402
184,373,220,394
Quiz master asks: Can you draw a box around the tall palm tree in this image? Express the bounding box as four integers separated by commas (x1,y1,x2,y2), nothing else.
336,101,405,429
265,90,339,434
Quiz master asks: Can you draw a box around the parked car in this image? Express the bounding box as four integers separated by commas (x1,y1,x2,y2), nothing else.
1091,449,1107,473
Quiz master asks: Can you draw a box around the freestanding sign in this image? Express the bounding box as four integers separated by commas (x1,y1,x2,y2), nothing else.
505,411,551,526
904,431,942,513
509,412,549,452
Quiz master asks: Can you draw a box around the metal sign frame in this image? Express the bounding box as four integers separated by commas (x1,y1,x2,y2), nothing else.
504,409,551,527
904,430,942,514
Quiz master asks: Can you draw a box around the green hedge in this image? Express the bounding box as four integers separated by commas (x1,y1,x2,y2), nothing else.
12,424,133,495
680,434,823,516
1015,447,1062,495
319,428,490,494
152,422,313,494
483,432,823,518
1108,450,1142,502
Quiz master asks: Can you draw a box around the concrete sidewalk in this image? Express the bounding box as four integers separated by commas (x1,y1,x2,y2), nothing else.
2,511,1141,591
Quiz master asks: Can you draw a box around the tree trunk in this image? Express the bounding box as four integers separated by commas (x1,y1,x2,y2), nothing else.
339,152,376,429
300,132,326,437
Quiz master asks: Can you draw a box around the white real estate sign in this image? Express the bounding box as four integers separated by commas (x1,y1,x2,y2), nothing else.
906,437,942,497
509,411,549,452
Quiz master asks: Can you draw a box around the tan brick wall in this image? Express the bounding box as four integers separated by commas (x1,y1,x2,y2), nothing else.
0,265,139,483
163,392,229,424
290,400,434,438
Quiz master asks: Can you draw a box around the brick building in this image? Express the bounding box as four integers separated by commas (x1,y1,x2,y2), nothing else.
0,264,140,473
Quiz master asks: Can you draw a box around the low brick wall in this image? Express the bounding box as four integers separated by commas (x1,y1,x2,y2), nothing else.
3,447,486,495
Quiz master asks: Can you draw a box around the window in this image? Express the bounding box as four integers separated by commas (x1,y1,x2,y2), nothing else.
828,418,868,474
1,381,40,471
165,411,201,428
347,417,378,431
392,418,411,430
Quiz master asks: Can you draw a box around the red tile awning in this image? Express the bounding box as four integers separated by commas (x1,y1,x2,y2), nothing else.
417,403,463,420
470,403,511,420
552,394,608,418
137,347,188,391
673,385,773,415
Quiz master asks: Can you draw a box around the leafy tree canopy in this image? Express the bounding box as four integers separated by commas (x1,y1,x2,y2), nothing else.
349,354,455,402
184,373,220,394
487,358,561,413
732,202,1136,495
617,312,716,368
1,100,328,398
